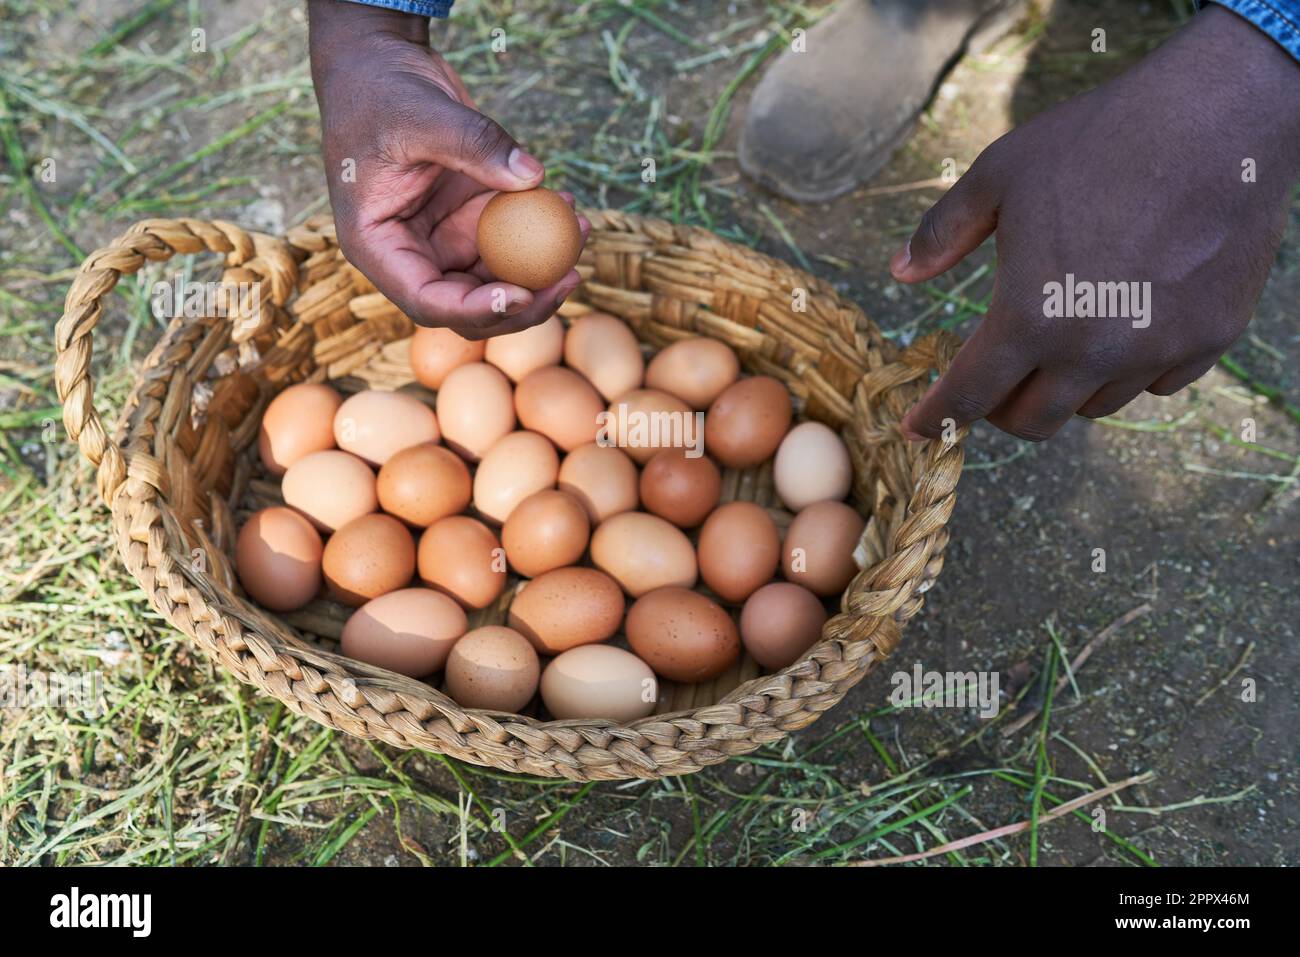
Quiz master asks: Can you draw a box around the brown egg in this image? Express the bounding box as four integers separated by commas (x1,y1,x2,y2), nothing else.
515,366,605,452
376,442,472,527
282,449,377,533
557,443,639,524
409,326,485,390
639,449,721,528
333,389,440,467
626,587,741,683
258,383,343,476
697,501,780,603
235,506,323,611
472,431,559,524
603,388,697,465
476,188,583,290
739,582,828,670
445,626,540,712
507,566,624,655
501,490,590,577
484,315,564,383
704,376,792,469
590,512,697,597
417,516,506,609
782,501,866,597
435,362,516,462
644,337,740,410
541,645,658,722
340,588,468,677
773,421,852,511
563,313,645,400
322,513,416,606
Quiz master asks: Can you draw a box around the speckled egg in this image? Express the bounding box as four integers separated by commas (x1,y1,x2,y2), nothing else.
476,188,583,290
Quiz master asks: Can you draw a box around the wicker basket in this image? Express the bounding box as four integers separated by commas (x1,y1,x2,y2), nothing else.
54,211,965,781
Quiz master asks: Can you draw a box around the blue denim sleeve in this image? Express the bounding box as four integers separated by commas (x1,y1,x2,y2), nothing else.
342,0,453,17
1204,0,1300,61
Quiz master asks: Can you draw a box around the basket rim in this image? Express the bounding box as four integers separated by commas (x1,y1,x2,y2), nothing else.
54,211,967,781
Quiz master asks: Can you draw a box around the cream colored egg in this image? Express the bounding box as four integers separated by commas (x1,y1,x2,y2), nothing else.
644,337,740,410
435,362,516,462
541,645,658,722
341,588,468,677
773,421,852,510
563,313,645,400
590,512,697,597
409,326,485,390
557,443,639,524
333,389,440,467
484,315,564,383
472,431,559,524
282,449,378,533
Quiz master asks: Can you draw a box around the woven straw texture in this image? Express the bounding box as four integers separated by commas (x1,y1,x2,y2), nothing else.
54,211,966,781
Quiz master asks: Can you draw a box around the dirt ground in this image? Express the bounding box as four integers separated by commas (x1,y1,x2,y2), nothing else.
1,0,1296,866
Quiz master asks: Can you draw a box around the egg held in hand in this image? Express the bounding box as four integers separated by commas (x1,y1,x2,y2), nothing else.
476,188,583,290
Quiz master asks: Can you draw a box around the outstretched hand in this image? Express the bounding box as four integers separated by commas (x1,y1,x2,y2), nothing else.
308,0,587,340
893,6,1300,442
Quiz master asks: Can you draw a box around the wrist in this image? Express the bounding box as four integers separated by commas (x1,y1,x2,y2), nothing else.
1190,6,1300,157
308,0,430,66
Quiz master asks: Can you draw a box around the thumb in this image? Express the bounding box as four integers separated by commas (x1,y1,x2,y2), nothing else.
891,155,1000,284
413,95,545,192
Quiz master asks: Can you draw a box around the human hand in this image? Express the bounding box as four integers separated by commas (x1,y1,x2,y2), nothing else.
308,0,588,339
893,6,1300,442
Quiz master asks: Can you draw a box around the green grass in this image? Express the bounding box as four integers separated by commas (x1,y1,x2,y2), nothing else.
0,0,1292,867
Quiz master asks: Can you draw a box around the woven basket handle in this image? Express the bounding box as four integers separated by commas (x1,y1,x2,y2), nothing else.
54,218,274,508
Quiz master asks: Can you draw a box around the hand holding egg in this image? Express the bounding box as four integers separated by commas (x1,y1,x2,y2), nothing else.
311,7,587,341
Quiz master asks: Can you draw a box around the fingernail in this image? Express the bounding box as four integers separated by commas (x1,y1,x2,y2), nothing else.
508,148,543,182
554,277,580,307
505,294,530,316
899,415,925,442
890,240,912,278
